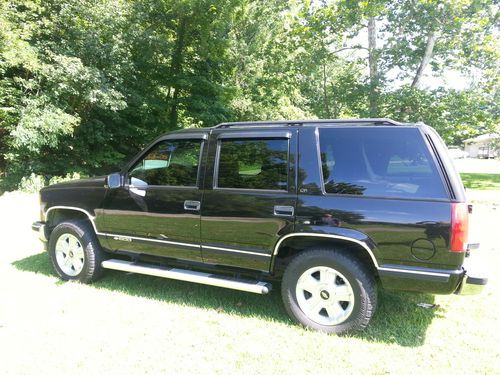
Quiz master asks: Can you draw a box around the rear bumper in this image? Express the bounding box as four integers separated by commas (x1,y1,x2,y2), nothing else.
379,263,487,295
32,221,48,242
455,265,488,295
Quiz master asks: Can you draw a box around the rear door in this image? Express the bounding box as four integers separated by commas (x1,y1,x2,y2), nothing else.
200,129,298,271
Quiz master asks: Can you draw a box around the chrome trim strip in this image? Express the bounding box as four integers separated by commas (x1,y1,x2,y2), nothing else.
46,207,454,279
46,206,200,249
202,245,272,257
273,233,380,268
378,267,450,278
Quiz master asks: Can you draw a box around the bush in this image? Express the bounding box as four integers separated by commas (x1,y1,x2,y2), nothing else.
18,174,46,193
16,172,86,193
48,172,85,186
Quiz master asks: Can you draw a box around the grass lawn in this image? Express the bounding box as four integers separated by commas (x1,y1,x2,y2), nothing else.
461,172,500,190
1,192,499,374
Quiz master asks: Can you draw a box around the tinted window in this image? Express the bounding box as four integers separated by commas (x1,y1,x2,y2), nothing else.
319,128,447,199
129,139,201,187
217,138,288,190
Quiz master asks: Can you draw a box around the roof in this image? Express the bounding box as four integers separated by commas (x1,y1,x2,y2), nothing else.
464,133,500,144
214,118,406,128
165,118,418,137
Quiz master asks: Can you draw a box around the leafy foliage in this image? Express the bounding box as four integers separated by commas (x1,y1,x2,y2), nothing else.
0,0,498,190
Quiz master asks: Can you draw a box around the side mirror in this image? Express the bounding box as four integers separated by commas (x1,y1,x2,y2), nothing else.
106,172,122,189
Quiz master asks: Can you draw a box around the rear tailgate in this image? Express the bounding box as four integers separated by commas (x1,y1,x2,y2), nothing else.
421,125,487,294
421,125,467,203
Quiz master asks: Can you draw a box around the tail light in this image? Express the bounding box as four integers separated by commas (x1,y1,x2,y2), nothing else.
450,203,469,252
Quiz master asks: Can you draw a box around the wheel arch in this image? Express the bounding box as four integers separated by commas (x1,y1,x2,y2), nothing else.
272,233,380,277
45,206,97,235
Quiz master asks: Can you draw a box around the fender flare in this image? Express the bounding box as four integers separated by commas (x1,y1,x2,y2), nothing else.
45,206,98,234
272,233,380,269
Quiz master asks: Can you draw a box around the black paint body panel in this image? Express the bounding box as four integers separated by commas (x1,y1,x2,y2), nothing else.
38,121,470,295
101,186,203,262
198,128,298,271
40,176,107,225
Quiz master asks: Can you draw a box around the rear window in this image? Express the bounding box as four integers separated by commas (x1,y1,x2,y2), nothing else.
318,128,448,199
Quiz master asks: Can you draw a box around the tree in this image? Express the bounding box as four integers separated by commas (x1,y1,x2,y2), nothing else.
0,0,497,189
1,0,243,186
382,0,498,88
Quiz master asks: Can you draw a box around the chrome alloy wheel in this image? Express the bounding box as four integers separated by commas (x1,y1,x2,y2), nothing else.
55,233,85,276
296,266,355,326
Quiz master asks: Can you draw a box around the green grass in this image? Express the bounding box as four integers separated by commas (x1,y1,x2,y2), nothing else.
9,248,499,374
6,246,500,373
12,252,437,347
461,173,500,190
2,193,499,374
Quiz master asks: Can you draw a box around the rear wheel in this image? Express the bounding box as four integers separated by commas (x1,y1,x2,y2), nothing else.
48,220,105,283
281,249,377,334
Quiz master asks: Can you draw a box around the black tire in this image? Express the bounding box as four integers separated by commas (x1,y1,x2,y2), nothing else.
48,220,106,283
281,249,377,334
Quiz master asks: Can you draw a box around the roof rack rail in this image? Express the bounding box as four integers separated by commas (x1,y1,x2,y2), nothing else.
215,118,403,128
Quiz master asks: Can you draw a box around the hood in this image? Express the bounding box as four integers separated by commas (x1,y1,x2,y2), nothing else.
42,176,107,191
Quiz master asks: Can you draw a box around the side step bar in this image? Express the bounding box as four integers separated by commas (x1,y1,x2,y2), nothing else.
101,259,272,295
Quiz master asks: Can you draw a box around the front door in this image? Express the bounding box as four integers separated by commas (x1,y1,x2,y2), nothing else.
101,134,207,262
200,129,297,271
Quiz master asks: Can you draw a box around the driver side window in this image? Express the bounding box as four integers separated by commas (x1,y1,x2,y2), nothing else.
129,139,202,187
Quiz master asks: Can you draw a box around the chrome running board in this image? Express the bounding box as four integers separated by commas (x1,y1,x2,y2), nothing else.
101,259,271,295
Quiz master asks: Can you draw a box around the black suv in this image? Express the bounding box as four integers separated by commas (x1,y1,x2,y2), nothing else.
32,118,487,334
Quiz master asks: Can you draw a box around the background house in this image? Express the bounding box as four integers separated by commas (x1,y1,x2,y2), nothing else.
464,133,499,158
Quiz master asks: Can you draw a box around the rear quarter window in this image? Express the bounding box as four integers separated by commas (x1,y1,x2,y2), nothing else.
318,127,448,199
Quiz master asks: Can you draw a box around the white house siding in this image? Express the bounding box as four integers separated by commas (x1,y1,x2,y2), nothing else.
464,134,499,158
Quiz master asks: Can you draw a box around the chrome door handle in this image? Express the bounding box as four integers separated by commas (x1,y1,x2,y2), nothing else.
129,186,146,197
274,205,294,217
184,200,201,211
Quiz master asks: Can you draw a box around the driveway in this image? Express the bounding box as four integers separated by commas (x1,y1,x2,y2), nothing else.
452,158,500,174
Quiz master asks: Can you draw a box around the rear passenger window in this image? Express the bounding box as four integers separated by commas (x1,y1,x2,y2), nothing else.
319,128,447,199
217,138,289,190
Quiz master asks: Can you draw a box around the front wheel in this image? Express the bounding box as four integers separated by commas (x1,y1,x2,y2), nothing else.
281,249,377,334
48,220,105,283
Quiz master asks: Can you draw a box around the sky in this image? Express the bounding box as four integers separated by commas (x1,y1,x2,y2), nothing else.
338,26,476,91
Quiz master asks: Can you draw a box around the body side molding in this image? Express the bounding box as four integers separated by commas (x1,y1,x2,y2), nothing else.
45,206,200,249
202,245,271,257
44,207,458,280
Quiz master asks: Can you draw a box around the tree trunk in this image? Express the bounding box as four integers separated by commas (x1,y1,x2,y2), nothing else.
169,17,188,129
368,17,378,117
322,64,330,117
411,31,437,89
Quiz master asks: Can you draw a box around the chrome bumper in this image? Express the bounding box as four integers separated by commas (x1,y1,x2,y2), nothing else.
32,221,48,242
456,266,488,295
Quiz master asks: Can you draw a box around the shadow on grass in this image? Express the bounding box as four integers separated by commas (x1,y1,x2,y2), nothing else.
13,252,439,347
352,291,439,347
